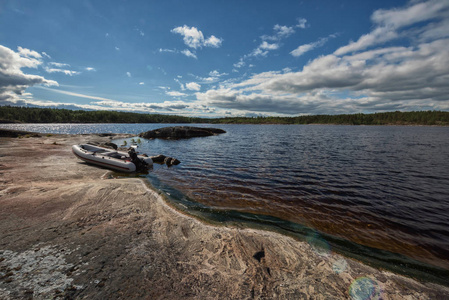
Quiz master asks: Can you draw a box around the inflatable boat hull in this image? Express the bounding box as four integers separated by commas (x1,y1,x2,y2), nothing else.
72,144,153,172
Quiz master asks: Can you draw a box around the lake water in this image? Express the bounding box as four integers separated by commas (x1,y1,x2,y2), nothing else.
3,123,449,284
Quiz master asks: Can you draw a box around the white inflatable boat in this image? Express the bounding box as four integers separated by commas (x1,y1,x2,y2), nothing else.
72,144,153,172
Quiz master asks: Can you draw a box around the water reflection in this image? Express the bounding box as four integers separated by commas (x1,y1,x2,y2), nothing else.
3,123,449,281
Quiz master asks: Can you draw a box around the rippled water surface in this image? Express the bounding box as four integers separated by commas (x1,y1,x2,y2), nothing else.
3,123,449,279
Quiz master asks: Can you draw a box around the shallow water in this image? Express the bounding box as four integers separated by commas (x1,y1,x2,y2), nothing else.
3,123,449,282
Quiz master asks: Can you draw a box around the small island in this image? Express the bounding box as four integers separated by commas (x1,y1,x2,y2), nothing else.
139,126,226,139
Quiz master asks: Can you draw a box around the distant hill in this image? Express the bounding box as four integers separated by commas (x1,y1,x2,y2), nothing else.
0,106,448,126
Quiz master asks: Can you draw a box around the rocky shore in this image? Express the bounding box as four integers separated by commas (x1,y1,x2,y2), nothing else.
0,133,448,299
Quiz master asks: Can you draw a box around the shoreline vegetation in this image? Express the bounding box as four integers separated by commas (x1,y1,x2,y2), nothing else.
1,134,449,298
1,106,449,126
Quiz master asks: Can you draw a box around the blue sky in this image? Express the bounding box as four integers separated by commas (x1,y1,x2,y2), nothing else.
1,0,449,117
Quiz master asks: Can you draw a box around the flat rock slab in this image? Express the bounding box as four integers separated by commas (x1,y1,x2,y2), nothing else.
0,134,448,299
139,126,226,139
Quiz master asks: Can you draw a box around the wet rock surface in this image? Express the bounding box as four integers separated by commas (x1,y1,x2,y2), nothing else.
139,126,226,139
0,134,448,299
0,129,41,138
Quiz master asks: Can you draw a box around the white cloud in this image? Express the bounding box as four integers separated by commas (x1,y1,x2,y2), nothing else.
189,70,228,84
233,59,245,69
0,45,57,102
166,91,187,97
139,82,145,85
90,99,212,114
85,67,96,71
181,49,197,59
159,48,199,59
273,25,295,38
44,67,80,76
159,48,177,53
171,25,204,49
171,25,223,49
249,48,268,57
296,18,308,29
197,1,449,115
115,46,120,51
204,35,223,48
43,61,80,76
186,82,201,91
174,78,185,90
239,19,308,66
41,52,51,59
335,0,449,55
126,72,131,77
260,41,280,50
262,19,306,41
290,35,335,57
17,46,42,58
49,62,70,68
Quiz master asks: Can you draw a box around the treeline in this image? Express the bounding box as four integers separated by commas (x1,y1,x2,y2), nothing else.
0,106,201,124
1,106,448,126
214,111,449,125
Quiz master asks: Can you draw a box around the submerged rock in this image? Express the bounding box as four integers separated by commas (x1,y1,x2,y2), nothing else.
139,126,226,140
150,154,166,163
164,157,181,167
151,154,181,166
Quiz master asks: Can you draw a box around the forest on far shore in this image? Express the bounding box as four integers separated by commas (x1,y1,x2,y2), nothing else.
1,106,448,126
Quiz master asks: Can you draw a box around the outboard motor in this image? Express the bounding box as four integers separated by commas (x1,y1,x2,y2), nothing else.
128,148,146,171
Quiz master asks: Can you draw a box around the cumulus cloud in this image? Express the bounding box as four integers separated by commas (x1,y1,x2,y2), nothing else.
186,82,201,91
260,41,280,51
196,88,327,115
204,35,223,48
0,45,58,103
17,46,42,58
171,25,223,49
273,25,295,38
198,1,449,115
